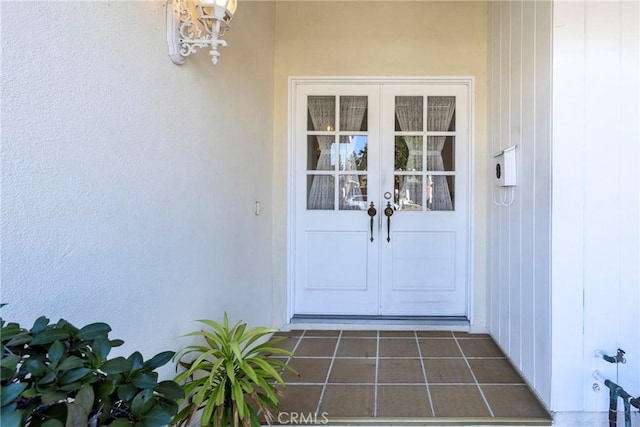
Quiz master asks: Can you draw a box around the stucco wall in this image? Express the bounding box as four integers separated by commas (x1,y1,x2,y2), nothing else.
272,1,488,329
1,1,276,365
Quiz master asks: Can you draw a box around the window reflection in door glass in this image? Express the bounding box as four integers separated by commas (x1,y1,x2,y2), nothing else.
395,136,423,172
339,136,368,171
339,175,368,210
394,175,423,211
307,136,335,171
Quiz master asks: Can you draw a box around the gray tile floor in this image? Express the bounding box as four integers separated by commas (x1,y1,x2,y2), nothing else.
270,330,551,425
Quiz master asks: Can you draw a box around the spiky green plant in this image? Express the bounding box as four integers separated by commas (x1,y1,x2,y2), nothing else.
172,314,296,427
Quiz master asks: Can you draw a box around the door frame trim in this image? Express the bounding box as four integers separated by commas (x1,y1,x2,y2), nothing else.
286,76,476,325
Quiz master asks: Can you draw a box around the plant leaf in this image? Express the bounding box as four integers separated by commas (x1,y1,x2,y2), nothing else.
200,393,217,426
110,339,125,348
141,406,172,427
25,358,48,377
4,333,32,347
131,389,155,417
128,352,144,372
74,383,94,413
41,419,64,427
109,418,134,427
41,391,68,404
91,336,111,362
154,381,184,400
117,384,137,401
0,382,27,406
59,367,92,385
143,351,174,371
131,371,158,389
48,340,66,363
30,316,50,335
57,356,85,371
65,402,89,427
100,357,132,374
30,328,69,346
76,322,112,340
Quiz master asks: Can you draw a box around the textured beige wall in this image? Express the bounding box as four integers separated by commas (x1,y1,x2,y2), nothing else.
272,1,488,329
1,0,276,365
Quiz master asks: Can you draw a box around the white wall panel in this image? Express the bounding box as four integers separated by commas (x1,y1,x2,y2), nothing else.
532,0,552,404
552,0,639,413
519,0,536,384
508,0,523,367
487,0,552,407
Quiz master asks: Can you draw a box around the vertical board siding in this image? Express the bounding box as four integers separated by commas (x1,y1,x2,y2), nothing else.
487,0,552,407
580,0,640,413
552,0,639,413
488,0,500,339
618,0,640,402
508,0,523,367
532,0,552,406
498,0,511,351
520,0,536,384
550,0,586,412
491,0,639,413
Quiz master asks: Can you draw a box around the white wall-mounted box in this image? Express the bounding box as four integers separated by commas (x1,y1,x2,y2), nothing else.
493,145,517,186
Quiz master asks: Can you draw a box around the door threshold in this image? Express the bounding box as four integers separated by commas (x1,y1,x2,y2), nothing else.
287,315,469,331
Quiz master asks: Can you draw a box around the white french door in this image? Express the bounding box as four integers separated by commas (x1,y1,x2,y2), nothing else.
291,79,471,317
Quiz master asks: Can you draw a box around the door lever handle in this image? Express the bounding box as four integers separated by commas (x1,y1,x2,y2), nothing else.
384,202,394,242
367,202,377,242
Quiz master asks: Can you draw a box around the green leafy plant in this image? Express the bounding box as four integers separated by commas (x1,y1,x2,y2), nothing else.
173,314,296,427
0,315,184,427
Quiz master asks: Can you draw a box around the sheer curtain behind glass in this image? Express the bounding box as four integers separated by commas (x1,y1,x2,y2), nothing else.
307,97,335,210
427,97,456,210
340,97,367,209
396,97,423,206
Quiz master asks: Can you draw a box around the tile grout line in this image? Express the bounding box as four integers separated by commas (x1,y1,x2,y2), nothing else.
373,330,380,417
414,330,436,417
314,330,342,415
452,334,495,417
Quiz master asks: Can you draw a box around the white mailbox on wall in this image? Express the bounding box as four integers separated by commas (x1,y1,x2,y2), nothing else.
493,145,517,187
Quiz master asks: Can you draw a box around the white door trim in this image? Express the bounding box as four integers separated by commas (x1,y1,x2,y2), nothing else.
286,76,476,325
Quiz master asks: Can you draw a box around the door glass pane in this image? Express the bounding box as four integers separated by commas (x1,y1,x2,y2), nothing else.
340,96,368,131
308,96,335,131
395,136,423,171
307,136,335,171
394,175,423,211
395,96,423,131
427,96,455,131
307,175,335,210
339,175,368,210
339,136,367,171
426,175,454,211
426,136,455,171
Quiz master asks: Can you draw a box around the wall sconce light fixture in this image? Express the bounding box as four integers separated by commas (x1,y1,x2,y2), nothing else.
167,0,237,65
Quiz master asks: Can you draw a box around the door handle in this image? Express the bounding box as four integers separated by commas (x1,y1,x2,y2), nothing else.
384,202,394,242
367,202,377,242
